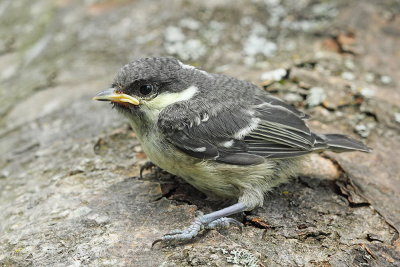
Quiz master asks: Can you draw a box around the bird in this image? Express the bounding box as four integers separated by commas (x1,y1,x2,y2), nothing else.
93,57,371,244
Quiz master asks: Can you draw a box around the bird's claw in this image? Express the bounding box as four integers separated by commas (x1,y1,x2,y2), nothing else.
152,216,243,247
139,161,158,179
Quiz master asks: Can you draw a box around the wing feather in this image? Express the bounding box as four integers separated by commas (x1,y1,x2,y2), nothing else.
159,93,315,164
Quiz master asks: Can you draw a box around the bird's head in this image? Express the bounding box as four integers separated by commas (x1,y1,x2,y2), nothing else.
93,57,202,119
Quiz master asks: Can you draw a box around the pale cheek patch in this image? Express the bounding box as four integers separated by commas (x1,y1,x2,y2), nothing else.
144,85,199,110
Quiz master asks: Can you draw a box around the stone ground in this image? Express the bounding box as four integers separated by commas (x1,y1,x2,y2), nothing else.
0,0,399,266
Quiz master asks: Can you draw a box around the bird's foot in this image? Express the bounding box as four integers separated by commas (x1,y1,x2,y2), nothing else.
139,161,161,179
152,216,243,246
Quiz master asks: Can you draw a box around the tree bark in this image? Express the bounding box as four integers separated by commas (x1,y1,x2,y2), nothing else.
1,0,399,266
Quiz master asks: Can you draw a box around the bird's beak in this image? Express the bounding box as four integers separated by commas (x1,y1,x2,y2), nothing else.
92,88,140,105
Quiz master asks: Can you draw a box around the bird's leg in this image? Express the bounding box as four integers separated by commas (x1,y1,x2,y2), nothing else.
152,202,247,245
139,161,161,179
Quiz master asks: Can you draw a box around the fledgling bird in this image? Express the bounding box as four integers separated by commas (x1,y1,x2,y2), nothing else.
93,57,370,244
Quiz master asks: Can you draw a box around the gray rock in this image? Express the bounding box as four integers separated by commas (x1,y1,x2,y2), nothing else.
341,71,355,81
1,0,399,266
260,68,287,82
306,87,327,107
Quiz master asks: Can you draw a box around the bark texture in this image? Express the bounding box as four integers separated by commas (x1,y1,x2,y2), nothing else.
1,0,399,266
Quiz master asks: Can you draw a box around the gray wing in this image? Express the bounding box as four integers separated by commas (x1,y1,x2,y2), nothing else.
158,96,316,165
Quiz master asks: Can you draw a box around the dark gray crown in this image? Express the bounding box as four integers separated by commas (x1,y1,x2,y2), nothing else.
114,57,182,87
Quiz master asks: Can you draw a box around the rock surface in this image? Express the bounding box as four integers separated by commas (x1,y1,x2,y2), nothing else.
1,0,399,266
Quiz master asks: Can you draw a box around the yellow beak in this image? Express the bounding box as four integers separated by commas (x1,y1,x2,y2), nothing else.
93,88,140,105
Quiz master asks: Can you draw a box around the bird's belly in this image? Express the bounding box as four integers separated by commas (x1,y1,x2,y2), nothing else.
137,131,240,197
136,130,298,201
138,132,200,178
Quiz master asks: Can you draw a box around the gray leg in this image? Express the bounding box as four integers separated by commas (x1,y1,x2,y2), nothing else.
152,202,247,246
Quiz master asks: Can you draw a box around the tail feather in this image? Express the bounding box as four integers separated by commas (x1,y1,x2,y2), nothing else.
313,134,371,153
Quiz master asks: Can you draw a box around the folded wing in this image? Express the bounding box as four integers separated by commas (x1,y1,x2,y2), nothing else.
158,94,318,165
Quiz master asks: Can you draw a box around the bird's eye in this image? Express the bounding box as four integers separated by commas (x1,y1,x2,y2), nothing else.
139,84,154,96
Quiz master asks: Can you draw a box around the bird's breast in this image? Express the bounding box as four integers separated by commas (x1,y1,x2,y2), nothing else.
133,125,199,177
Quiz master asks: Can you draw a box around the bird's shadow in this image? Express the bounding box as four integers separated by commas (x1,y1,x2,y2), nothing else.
91,166,364,249
139,168,357,225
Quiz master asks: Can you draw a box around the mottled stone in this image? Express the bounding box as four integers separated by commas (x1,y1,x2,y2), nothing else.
0,0,399,266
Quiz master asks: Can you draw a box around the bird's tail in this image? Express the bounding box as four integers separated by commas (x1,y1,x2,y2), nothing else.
313,133,371,153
